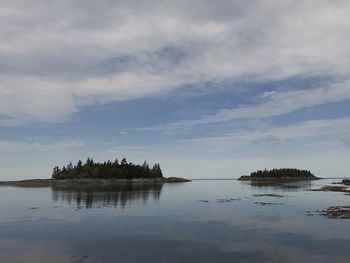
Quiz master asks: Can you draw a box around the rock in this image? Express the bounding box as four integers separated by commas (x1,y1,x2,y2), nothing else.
310,185,350,193
0,177,191,187
319,206,350,219
254,202,284,206
252,194,284,198
342,179,350,185
165,177,191,182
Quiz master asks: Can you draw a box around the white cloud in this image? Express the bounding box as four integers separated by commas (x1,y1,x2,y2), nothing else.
183,117,350,147
201,79,350,122
0,139,84,155
137,80,350,131
1,0,350,124
0,76,77,123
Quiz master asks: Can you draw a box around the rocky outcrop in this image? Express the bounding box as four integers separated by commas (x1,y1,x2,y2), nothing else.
0,177,191,187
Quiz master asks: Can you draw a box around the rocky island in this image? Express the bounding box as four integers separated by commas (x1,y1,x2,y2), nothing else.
238,168,319,180
0,157,190,187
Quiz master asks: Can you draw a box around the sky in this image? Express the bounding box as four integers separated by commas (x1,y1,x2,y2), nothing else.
0,0,349,180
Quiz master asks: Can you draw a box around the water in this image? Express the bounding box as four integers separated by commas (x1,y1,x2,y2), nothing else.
0,179,349,262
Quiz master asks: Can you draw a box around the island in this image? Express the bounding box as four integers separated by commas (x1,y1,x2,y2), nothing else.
238,168,319,180
52,157,164,180
0,157,190,187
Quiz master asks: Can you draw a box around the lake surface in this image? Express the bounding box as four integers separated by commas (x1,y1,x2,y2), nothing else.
0,179,350,262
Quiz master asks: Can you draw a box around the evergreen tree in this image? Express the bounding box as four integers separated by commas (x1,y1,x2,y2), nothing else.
121,158,128,166
52,166,61,179
52,157,163,180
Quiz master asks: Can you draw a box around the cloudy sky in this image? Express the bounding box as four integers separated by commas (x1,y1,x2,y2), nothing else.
0,0,349,180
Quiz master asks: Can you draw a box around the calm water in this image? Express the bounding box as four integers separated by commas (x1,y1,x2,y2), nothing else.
0,179,350,262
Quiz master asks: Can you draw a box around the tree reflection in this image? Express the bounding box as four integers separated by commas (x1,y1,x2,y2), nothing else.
51,183,163,209
240,179,314,192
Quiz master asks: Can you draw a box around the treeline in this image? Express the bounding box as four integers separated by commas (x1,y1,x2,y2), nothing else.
52,158,163,180
249,168,315,178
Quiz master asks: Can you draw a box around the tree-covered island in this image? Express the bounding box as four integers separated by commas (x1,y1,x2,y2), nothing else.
238,168,318,180
52,158,163,180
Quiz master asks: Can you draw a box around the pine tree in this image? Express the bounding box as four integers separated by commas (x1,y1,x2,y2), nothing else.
52,157,164,180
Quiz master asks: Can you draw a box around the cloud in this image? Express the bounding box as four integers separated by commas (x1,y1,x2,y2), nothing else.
199,79,350,122
340,138,350,147
253,135,280,145
0,76,77,123
0,139,85,155
110,117,350,159
183,117,350,147
104,117,350,178
137,80,350,131
1,0,350,124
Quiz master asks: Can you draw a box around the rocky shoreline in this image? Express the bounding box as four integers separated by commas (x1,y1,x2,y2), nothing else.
0,177,191,187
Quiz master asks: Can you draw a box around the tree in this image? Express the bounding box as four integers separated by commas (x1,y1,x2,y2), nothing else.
52,157,164,180
67,162,73,170
121,158,128,166
52,166,61,179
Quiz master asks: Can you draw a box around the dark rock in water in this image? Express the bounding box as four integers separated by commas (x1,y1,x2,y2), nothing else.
306,211,315,216
254,202,284,206
252,194,284,198
319,206,350,219
165,177,191,182
342,179,350,186
310,185,350,193
217,198,241,203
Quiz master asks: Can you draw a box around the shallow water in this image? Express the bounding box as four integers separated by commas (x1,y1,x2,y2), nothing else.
0,179,349,262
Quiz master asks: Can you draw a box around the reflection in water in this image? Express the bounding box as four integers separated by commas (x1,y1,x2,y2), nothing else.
51,183,163,209
240,180,314,192
1,179,350,263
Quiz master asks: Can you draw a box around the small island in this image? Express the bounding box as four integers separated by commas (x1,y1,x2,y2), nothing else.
52,157,164,180
238,168,319,180
51,157,190,184
0,157,190,187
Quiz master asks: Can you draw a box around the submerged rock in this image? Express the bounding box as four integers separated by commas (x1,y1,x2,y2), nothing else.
254,202,284,206
319,206,350,219
252,194,284,198
217,198,241,203
342,179,350,186
310,185,350,193
165,177,191,182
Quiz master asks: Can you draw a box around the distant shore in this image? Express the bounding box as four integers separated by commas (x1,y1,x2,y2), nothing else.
238,176,320,181
238,168,319,181
0,177,191,187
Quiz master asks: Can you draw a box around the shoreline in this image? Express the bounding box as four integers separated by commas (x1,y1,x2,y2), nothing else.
0,177,191,187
